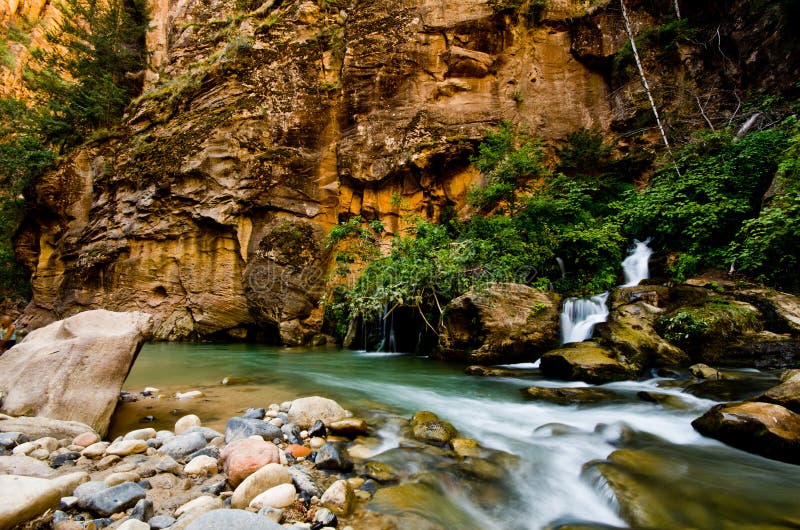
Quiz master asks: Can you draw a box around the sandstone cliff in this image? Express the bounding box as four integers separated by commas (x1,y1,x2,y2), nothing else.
4,0,798,343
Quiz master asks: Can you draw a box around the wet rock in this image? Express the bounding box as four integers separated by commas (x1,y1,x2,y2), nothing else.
362,461,398,483
220,437,281,487
314,442,353,471
225,417,283,443
437,284,561,364
782,369,800,383
521,386,623,405
464,365,534,377
159,431,207,459
244,407,266,420
231,462,291,509
329,418,368,438
148,515,176,529
106,439,148,456
540,342,637,383
287,396,347,428
288,465,322,497
635,391,689,409
308,419,327,438
0,310,153,437
751,379,800,414
79,481,147,516
129,498,154,521
249,483,297,509
412,419,457,446
184,508,283,530
690,363,722,379
320,479,354,515
184,455,218,476
692,401,800,464
451,438,482,458
174,414,201,436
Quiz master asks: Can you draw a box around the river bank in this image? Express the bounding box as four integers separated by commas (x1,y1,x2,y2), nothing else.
4,344,799,529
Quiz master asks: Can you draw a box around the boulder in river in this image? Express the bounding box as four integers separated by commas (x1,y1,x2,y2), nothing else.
751,378,800,414
540,342,637,383
0,310,153,437
692,401,800,464
437,283,561,364
521,386,623,405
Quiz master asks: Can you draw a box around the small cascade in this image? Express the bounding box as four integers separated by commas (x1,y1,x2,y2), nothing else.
621,239,653,287
560,292,609,344
377,304,396,353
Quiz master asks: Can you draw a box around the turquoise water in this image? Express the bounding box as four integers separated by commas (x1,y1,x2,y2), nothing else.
116,343,800,529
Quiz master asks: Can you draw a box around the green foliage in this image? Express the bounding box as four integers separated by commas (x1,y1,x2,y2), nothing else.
21,0,149,148
619,127,790,279
612,19,696,84
468,121,549,214
658,311,709,344
731,120,800,291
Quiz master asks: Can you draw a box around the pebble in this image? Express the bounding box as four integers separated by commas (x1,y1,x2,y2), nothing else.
184,455,218,476
129,498,154,521
308,420,327,438
314,443,352,472
224,417,282,444
51,451,81,468
220,437,280,487
313,507,337,527
175,415,202,435
96,455,121,470
174,495,222,518
117,519,150,530
285,444,311,458
319,479,354,515
148,515,176,529
231,462,291,508
79,481,147,516
159,432,207,459
30,448,51,460
72,432,99,448
184,427,224,442
183,508,283,529
288,466,322,497
154,455,182,474
12,441,36,456
106,440,148,456
249,483,297,510
175,390,204,400
243,408,266,419
0,432,28,449
309,437,326,451
59,496,79,510
104,471,140,486
124,428,157,441
81,442,110,458
257,506,284,522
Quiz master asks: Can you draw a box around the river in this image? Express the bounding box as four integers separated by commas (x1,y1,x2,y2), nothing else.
112,342,800,529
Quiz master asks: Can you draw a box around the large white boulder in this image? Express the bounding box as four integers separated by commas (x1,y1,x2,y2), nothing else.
0,310,153,437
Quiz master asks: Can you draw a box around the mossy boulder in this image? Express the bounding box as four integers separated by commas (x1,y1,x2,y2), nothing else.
521,386,622,405
437,284,561,364
409,411,457,446
539,342,638,384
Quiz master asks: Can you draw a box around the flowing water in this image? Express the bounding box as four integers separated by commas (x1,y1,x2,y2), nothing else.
621,239,653,288
115,343,800,530
560,293,610,344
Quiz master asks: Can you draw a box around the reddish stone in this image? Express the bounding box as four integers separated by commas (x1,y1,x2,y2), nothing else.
72,432,100,448
285,444,311,458
220,437,280,486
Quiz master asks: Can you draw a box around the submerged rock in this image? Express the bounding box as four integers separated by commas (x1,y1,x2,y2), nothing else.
437,283,561,364
692,401,800,464
522,386,623,405
0,310,153,437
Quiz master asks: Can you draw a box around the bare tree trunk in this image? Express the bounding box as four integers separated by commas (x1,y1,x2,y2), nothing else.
674,0,681,19
619,0,673,156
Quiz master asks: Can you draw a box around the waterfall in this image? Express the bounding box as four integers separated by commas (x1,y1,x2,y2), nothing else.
621,239,653,287
560,292,609,344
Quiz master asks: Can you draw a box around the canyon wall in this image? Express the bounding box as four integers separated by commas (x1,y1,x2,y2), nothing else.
3,0,797,343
